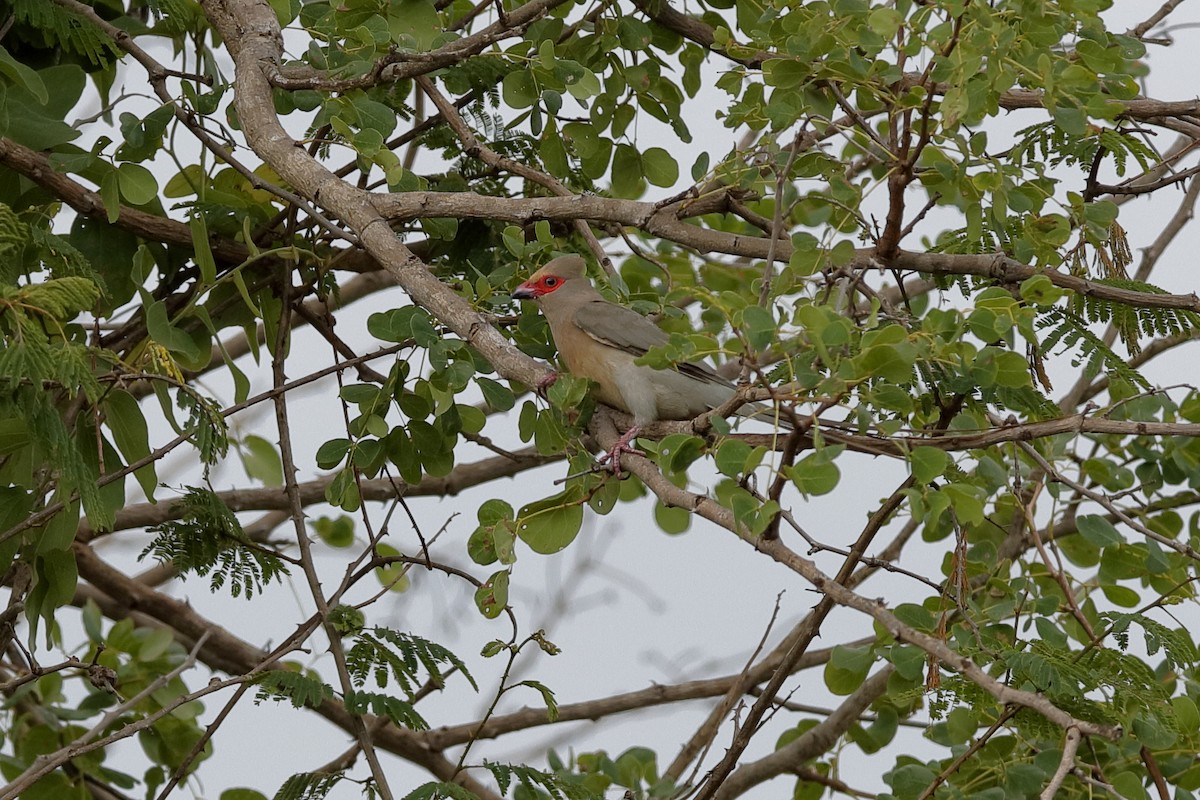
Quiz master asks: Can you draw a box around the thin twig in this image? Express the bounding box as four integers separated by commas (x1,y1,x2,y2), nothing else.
414,75,615,279
1039,726,1082,800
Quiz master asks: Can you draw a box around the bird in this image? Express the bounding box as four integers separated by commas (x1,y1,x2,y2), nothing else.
511,255,787,472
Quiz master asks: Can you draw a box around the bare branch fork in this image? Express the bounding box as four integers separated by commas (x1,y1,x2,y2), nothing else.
591,413,1123,746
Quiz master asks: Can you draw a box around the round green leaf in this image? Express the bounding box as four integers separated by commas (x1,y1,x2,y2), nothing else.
909,446,949,484
824,644,871,695
312,515,355,548
611,143,643,198
789,452,840,496
641,147,679,187
475,569,509,618
517,487,585,554
1076,514,1122,547
117,162,159,205
654,501,691,534
374,543,410,593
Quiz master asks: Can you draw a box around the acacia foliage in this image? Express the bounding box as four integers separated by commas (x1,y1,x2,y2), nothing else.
2,0,1200,799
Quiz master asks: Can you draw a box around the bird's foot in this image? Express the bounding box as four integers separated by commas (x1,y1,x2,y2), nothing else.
598,426,645,474
535,371,559,398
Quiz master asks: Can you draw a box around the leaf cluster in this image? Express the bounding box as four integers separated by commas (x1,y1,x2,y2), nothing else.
346,627,477,697
141,486,288,598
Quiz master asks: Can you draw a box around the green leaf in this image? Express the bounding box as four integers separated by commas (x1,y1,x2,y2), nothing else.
889,764,937,797
824,644,871,695
1076,514,1122,547
502,69,538,109
240,434,283,486
145,300,203,362
0,45,47,103
1132,713,1176,750
1101,583,1140,607
36,500,80,554
887,642,927,680
654,501,691,534
387,0,441,49
789,451,840,496
992,349,1032,388
28,548,79,638
611,144,643,198
319,465,356,509
374,543,410,592
655,433,705,474
516,679,559,722
268,0,300,24
367,307,419,342
315,438,352,469
941,482,985,525
516,486,585,554
475,569,509,618
165,164,205,197
540,127,569,177
117,162,158,205
908,447,949,484
641,147,679,187
714,438,753,478
1019,274,1064,306
477,377,516,411
740,305,775,351
1098,544,1147,582
1173,696,1200,732
101,171,121,223
589,472,620,515
220,789,268,800
103,389,158,501
1110,770,1151,800
1004,763,1046,795
312,515,355,548
190,213,217,284
0,68,82,150
763,59,809,89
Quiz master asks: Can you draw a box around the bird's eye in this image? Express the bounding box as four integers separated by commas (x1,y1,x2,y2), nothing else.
543,277,559,287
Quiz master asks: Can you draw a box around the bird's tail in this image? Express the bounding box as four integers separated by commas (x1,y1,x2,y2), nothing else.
735,401,795,431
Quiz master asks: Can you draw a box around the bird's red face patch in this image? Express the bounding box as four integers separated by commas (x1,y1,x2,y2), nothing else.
513,273,566,300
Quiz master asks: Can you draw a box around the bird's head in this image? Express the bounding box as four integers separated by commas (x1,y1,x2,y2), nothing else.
512,255,587,301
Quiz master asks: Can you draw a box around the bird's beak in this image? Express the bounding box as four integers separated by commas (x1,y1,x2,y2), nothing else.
512,283,537,300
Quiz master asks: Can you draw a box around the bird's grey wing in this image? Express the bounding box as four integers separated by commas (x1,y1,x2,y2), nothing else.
572,301,731,387
572,300,668,355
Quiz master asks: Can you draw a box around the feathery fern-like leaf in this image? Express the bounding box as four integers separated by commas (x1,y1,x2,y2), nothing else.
254,670,334,709
273,772,343,800
346,628,476,697
10,0,119,66
141,486,288,597
402,782,479,800
344,690,428,730
484,761,601,800
1038,307,1153,390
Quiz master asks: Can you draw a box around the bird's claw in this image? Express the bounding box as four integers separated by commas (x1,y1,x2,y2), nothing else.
598,426,645,475
535,371,559,398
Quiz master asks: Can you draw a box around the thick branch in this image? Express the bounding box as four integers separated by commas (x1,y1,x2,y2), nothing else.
84,446,557,536
0,137,250,266
202,0,550,395
423,640,850,749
